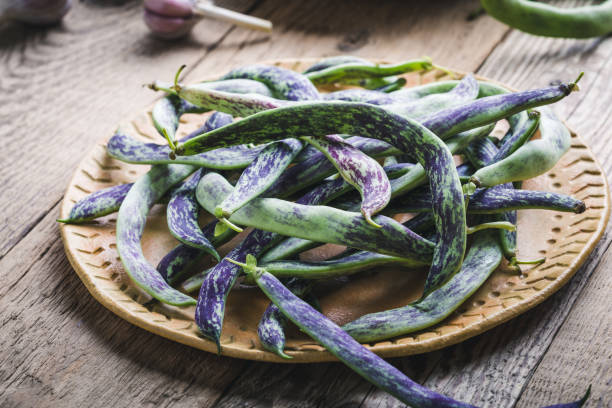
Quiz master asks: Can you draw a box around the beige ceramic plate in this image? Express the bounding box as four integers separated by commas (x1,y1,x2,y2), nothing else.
59,59,610,362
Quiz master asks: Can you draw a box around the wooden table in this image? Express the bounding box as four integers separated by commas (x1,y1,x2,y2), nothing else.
1,1,610,406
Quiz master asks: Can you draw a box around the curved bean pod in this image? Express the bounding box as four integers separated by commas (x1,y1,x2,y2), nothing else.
58,183,133,224
117,164,197,306
258,278,313,359
221,64,319,101
215,138,303,230
106,131,266,169
304,135,391,227
304,58,433,85
471,107,571,187
151,79,272,146
481,0,612,38
259,206,436,265
494,110,540,161
303,56,372,74
197,172,435,261
343,229,502,342
167,169,219,260
178,103,471,294
236,258,477,408
260,250,422,279
385,74,479,120
377,187,585,215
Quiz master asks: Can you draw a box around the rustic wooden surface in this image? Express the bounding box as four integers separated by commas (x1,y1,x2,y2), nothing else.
0,0,610,407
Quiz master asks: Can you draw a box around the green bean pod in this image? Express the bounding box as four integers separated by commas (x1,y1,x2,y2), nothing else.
471,107,571,187
304,58,433,85
117,164,197,306
343,229,502,342
196,172,435,263
481,0,612,39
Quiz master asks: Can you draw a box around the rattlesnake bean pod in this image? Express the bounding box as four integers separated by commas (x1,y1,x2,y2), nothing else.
343,229,502,342
58,183,133,224
167,169,219,260
304,135,391,227
115,113,232,306
214,138,303,231
303,56,372,74
221,64,319,101
106,131,266,169
481,0,612,38
304,58,433,85
258,278,312,359
471,107,572,187
152,79,272,146
117,164,198,306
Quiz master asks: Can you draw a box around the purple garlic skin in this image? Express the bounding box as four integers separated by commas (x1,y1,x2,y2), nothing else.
143,0,198,39
4,0,72,25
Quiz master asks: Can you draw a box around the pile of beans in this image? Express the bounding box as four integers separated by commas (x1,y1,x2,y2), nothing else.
60,57,591,407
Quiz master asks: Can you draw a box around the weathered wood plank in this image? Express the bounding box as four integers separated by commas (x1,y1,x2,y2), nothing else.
516,247,612,408
0,203,248,408
0,0,256,259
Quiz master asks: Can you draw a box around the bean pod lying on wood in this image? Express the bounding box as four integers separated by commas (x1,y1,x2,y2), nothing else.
61,57,592,407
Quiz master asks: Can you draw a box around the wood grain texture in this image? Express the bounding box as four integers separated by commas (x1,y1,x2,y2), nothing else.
1,0,611,407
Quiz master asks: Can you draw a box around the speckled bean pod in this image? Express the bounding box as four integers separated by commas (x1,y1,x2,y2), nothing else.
471,107,571,187
167,169,218,260
57,183,133,224
304,134,391,227
241,260,477,408
221,64,320,101
342,229,502,342
215,138,303,222
304,58,433,85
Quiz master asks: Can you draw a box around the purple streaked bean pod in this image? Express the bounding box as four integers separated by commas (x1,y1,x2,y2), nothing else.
494,110,540,161
214,138,304,231
193,173,358,347
58,183,133,224
343,229,502,342
197,173,435,261
107,131,266,169
304,58,433,85
221,64,320,101
322,89,394,105
258,278,313,359
471,107,571,187
117,164,198,306
304,134,391,227
167,169,219,260
115,113,232,306
372,187,585,215
385,74,479,121
157,219,238,284
151,79,271,146
235,257,476,408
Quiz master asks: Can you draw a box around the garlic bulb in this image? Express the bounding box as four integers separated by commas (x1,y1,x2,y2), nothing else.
143,0,197,39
